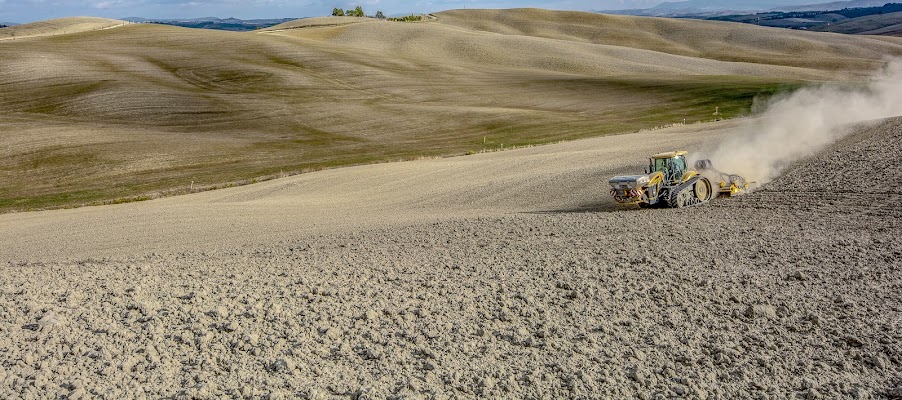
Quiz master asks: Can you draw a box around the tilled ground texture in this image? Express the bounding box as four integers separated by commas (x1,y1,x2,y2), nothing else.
1,119,901,399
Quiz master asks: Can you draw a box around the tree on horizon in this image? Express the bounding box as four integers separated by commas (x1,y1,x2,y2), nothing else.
333,5,365,17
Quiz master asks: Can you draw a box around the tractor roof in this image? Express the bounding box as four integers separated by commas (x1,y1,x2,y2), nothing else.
651,151,688,159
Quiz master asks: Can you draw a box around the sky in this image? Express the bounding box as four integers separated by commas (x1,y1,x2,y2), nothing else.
0,0,669,23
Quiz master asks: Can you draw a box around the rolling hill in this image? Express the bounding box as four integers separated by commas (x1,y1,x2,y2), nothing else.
708,3,902,35
262,16,372,30
604,0,813,16
1,9,901,212
432,8,900,71
777,0,890,12
0,17,127,40
603,0,889,15
814,10,902,34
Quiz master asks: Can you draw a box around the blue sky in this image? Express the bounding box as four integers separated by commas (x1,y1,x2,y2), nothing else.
1,0,670,22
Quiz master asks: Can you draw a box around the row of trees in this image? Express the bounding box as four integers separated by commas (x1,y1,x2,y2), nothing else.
331,7,385,19
387,15,423,22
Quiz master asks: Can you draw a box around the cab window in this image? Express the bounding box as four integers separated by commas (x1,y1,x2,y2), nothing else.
653,158,668,172
673,157,686,172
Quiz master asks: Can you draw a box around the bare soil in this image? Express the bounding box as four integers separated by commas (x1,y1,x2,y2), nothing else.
1,118,899,399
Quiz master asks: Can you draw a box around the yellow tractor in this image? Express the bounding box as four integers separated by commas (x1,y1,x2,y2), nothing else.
609,151,748,208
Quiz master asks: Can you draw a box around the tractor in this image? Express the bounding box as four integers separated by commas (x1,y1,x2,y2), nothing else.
609,151,748,208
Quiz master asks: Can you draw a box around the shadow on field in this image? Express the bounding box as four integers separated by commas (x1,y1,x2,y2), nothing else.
525,201,628,214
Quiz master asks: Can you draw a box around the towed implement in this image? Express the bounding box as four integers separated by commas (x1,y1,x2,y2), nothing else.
609,151,749,208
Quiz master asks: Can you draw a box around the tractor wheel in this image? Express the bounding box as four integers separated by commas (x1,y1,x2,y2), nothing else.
694,178,713,202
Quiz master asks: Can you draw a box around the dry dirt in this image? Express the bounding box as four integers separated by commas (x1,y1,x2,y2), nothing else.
0,119,742,262
1,117,899,399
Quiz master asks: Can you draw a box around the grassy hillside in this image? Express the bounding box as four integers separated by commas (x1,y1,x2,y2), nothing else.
1,9,901,212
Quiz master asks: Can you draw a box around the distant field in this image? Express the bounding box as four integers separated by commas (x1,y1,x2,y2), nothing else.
1,10,901,212
140,17,299,32
0,17,127,40
709,3,902,36
813,11,902,36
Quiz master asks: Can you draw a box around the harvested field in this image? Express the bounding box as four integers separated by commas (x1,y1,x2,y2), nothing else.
812,11,902,36
3,9,902,211
0,117,900,399
0,17,127,41
263,16,372,31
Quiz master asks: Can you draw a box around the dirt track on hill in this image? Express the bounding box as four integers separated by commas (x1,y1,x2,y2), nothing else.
0,120,742,262
1,118,900,399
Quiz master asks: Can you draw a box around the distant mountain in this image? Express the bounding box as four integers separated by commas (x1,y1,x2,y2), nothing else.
812,10,902,34
774,0,890,12
650,0,763,11
123,16,223,23
602,7,747,17
603,0,902,36
708,3,902,35
603,0,821,16
120,17,299,31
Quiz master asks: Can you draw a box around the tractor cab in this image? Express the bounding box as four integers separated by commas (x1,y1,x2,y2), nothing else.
649,151,689,185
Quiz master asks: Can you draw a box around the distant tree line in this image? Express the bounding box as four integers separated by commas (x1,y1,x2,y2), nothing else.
332,6,379,18
331,6,424,22
332,6,385,19
386,15,423,22
830,3,902,18
0,25,8,29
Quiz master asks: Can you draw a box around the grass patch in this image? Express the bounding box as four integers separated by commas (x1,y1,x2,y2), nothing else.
467,76,802,150
0,75,801,213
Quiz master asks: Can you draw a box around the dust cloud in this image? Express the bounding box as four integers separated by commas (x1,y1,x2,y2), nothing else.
703,59,902,185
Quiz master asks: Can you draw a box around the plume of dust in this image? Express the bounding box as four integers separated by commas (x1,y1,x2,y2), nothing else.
700,59,902,186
